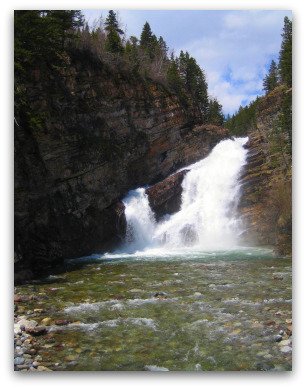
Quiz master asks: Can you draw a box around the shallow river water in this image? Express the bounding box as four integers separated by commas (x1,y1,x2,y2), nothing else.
15,248,292,371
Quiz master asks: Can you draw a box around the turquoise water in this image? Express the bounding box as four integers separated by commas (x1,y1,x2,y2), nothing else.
15,247,292,371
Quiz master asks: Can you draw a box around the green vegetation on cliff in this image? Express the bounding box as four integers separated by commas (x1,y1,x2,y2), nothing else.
14,10,84,77
15,10,224,131
104,10,124,53
263,60,279,94
225,16,292,256
225,16,292,148
279,16,292,88
14,11,84,132
225,98,259,136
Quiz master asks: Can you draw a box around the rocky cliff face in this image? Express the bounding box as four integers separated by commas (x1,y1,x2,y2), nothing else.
15,55,228,280
239,87,292,255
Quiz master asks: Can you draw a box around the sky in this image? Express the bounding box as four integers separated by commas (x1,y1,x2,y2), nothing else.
83,10,291,115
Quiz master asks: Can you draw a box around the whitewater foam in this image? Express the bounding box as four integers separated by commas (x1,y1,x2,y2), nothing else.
120,137,248,254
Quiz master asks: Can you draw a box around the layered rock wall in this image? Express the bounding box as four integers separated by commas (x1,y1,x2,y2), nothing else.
238,87,292,254
15,55,228,279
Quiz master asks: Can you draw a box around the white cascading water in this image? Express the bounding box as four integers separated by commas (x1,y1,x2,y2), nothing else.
121,137,248,253
123,188,156,252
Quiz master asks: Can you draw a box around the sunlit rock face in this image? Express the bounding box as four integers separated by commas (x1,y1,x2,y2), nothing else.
238,87,292,255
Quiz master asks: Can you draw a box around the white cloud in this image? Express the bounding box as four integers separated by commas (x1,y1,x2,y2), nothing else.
83,10,291,115
224,13,249,29
178,10,291,114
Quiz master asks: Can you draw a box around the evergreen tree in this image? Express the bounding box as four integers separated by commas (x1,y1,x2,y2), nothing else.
105,29,124,53
125,36,138,54
208,98,224,125
279,16,292,87
225,99,259,136
104,10,124,34
14,10,84,136
166,55,185,97
46,10,84,31
140,22,153,47
140,22,158,59
278,17,292,152
104,10,123,53
263,60,279,93
125,36,140,73
178,51,189,82
44,11,84,48
177,51,209,120
14,10,84,77
157,36,168,59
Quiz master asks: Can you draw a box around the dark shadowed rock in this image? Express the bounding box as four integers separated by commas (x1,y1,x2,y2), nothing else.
25,326,48,336
154,292,167,298
146,170,188,220
275,335,283,342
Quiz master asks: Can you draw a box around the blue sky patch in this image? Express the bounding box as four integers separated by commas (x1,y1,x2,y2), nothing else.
83,10,292,115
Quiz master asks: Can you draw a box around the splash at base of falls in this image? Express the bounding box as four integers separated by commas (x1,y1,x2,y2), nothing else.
118,137,249,255
123,188,156,252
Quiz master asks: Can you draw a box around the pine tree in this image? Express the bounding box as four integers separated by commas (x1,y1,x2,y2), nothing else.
14,10,84,136
278,17,292,151
157,36,168,59
166,55,185,96
178,51,189,82
43,11,84,48
14,10,84,77
140,22,153,47
125,36,138,54
125,36,140,73
279,16,292,87
208,98,224,125
263,60,279,93
105,10,124,35
140,22,158,59
46,10,84,31
225,99,259,136
177,51,209,120
104,10,123,53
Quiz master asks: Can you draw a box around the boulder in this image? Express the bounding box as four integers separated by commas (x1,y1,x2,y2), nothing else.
146,170,188,220
25,326,48,336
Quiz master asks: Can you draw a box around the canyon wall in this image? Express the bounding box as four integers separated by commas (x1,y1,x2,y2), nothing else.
15,55,228,280
239,86,292,255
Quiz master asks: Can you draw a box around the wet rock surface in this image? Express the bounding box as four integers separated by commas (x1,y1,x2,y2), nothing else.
146,170,188,220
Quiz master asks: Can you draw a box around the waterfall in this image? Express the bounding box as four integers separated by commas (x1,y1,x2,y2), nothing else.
122,137,248,253
122,188,156,252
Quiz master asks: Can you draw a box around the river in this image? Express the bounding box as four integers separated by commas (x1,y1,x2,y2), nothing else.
14,250,291,371
14,138,292,371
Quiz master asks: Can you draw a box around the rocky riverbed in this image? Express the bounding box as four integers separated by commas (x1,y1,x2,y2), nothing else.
14,250,292,371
